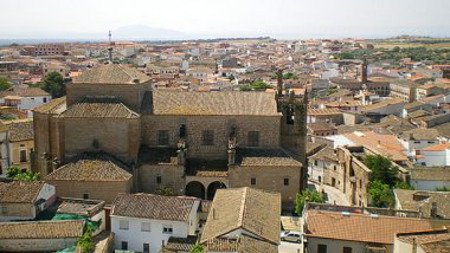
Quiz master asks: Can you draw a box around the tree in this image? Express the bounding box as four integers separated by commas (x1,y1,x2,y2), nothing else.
77,227,94,253
42,71,66,98
294,189,325,215
369,180,394,208
6,166,40,182
190,243,204,253
395,181,414,190
156,186,175,196
0,76,12,91
363,155,399,187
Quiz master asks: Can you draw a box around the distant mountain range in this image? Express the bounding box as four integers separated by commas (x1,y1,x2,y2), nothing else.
113,25,187,40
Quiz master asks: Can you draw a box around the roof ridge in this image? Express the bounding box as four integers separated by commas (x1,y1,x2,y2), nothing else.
238,187,248,229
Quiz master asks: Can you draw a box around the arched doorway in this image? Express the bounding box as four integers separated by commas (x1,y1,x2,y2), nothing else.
185,181,205,199
207,181,227,200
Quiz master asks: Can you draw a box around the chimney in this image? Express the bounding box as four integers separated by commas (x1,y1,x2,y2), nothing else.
431,202,438,218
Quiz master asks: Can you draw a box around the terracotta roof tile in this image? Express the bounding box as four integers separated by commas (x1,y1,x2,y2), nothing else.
73,64,150,85
111,193,199,222
33,96,66,114
201,187,281,245
0,220,84,239
61,97,139,118
0,181,46,203
45,159,132,182
305,210,433,244
7,120,33,142
152,90,280,116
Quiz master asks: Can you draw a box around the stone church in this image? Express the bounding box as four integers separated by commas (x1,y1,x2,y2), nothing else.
33,64,308,209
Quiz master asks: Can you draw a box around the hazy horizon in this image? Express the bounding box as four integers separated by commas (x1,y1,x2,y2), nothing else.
1,0,450,40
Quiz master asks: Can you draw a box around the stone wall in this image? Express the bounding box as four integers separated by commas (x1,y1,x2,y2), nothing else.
66,83,152,112
0,238,78,252
138,164,185,195
0,203,34,221
336,148,371,207
228,165,300,208
46,179,132,203
63,118,140,163
142,115,281,160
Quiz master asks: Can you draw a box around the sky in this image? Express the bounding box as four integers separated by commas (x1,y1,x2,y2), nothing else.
0,0,449,39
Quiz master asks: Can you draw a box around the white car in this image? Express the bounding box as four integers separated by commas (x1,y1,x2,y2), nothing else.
280,231,302,243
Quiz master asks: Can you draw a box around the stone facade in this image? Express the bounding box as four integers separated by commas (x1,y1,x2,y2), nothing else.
46,179,132,204
228,164,300,208
34,65,308,211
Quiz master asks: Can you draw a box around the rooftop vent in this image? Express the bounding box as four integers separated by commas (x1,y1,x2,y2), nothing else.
133,78,140,84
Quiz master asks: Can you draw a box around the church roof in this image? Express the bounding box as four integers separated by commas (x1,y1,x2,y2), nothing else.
60,97,139,118
45,158,132,182
152,90,280,116
72,64,150,85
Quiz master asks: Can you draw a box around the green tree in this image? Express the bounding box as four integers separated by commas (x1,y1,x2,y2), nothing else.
436,186,450,191
239,84,252,91
283,72,297,80
0,76,12,91
156,186,175,196
42,71,66,98
395,181,414,190
294,189,325,215
190,243,204,253
77,228,94,253
6,166,40,182
369,180,394,208
363,155,399,187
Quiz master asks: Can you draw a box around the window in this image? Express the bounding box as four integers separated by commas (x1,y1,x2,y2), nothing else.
179,124,186,138
141,222,151,232
163,225,173,234
19,150,27,162
314,160,318,166
156,175,162,184
343,247,352,253
83,194,89,199
121,241,128,250
119,220,129,230
143,243,150,253
318,244,327,253
251,178,256,185
43,97,47,103
284,178,289,186
202,130,214,146
0,206,7,215
158,130,169,145
247,131,260,147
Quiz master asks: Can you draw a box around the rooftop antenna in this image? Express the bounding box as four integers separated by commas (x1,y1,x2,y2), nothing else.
108,30,113,63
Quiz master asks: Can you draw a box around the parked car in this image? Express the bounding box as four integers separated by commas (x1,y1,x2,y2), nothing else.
280,231,302,243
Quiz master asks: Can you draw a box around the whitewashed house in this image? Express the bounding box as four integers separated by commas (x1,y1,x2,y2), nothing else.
416,143,450,167
111,193,200,253
399,128,440,158
410,167,450,191
0,88,51,117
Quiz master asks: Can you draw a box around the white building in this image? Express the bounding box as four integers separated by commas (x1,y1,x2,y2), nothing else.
111,193,200,253
0,88,51,117
399,129,440,158
417,143,450,167
410,167,450,191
